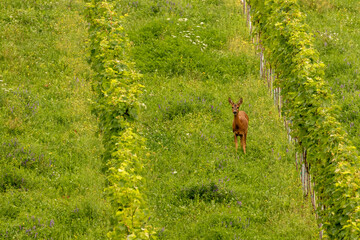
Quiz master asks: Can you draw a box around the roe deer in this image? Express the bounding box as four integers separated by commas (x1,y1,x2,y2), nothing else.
228,97,249,154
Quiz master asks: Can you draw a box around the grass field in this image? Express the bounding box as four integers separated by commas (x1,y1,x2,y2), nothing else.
0,0,111,238
0,0,318,239
121,0,318,238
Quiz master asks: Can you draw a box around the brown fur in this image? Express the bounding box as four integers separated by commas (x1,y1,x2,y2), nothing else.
228,97,249,154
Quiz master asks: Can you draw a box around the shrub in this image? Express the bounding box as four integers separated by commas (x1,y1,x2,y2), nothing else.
85,0,156,238
246,0,360,237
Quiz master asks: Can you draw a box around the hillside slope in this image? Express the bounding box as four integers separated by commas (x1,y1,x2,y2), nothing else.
119,0,318,238
0,0,110,238
0,0,319,239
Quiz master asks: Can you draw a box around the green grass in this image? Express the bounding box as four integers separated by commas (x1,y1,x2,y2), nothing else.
0,0,319,238
142,76,317,239
120,0,318,238
0,0,111,238
299,0,360,147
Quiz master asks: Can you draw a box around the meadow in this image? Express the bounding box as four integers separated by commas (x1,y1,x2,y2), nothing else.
120,0,318,238
0,0,320,239
0,0,111,238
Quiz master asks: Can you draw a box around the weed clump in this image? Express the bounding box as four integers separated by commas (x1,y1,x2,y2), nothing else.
180,181,237,203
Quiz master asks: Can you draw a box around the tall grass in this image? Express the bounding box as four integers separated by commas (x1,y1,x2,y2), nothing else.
0,0,110,238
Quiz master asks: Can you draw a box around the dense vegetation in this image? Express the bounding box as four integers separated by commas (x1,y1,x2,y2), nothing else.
85,1,155,238
299,1,360,237
6,0,356,238
299,0,360,147
246,0,360,238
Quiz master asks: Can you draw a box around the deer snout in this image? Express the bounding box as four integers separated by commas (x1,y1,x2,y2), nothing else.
233,111,237,115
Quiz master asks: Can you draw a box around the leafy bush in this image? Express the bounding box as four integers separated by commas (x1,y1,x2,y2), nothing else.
298,2,360,148
247,0,360,237
85,0,156,238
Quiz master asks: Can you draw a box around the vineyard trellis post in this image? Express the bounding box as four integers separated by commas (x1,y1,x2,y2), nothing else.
240,0,322,238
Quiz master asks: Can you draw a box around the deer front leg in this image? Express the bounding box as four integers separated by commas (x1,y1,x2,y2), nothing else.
241,133,247,154
234,134,238,152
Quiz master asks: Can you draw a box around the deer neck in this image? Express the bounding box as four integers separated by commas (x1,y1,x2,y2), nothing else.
234,112,241,122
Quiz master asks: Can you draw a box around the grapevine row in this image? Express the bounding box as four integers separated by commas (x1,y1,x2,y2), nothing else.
244,0,360,238
85,1,155,239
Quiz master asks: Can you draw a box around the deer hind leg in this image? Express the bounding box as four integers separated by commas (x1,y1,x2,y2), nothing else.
241,133,246,154
234,134,238,151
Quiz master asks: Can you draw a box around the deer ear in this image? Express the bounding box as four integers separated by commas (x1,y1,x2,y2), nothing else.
228,97,234,105
237,98,243,105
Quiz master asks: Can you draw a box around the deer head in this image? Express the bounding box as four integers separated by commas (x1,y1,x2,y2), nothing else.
228,97,243,116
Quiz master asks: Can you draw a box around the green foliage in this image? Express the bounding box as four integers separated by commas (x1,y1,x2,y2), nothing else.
85,0,156,238
298,0,360,147
0,0,320,238
247,0,360,238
